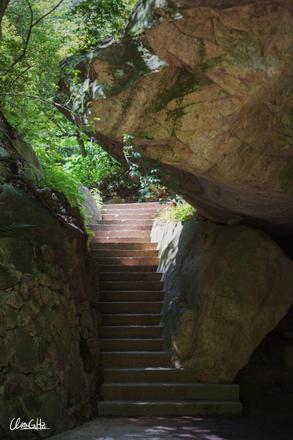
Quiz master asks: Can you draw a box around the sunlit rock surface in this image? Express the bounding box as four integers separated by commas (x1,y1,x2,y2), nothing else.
61,0,293,236
152,219,293,382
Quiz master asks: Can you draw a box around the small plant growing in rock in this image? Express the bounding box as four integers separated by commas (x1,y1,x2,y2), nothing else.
157,201,197,223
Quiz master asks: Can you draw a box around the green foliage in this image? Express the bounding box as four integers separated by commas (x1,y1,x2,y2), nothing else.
173,203,197,222
0,0,83,201
0,0,140,205
0,1,78,131
63,143,121,189
122,142,170,202
70,0,136,50
0,0,170,205
36,148,84,208
157,202,197,223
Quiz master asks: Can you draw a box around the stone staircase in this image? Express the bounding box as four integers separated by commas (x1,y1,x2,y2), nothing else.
91,202,242,416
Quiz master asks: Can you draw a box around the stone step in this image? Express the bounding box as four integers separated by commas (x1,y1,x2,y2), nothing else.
102,314,162,326
102,219,155,225
102,383,240,401
98,400,242,416
92,224,153,231
103,368,201,383
99,272,162,281
94,230,151,238
101,351,171,368
102,214,156,221
93,237,153,243
99,302,163,314
97,265,158,273
100,338,163,351
100,280,163,291
102,207,160,214
103,202,162,209
100,291,164,302
91,242,157,250
100,326,162,338
92,249,158,258
95,257,159,266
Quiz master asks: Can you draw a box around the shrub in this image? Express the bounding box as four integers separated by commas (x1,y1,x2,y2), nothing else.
36,149,84,208
157,202,197,223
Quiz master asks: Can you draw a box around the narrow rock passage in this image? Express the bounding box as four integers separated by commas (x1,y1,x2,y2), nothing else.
90,202,241,416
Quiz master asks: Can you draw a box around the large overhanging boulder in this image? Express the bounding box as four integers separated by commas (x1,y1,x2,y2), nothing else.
60,0,293,236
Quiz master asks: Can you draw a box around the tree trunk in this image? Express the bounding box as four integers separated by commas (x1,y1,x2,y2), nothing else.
0,0,10,37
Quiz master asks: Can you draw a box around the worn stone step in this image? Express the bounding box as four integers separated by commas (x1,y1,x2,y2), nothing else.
100,326,162,338
97,265,158,273
100,291,164,302
98,400,242,416
103,202,162,209
101,351,171,368
102,383,240,401
95,257,159,266
102,219,155,225
99,272,162,281
92,224,153,231
93,249,158,258
95,230,151,238
103,206,160,211
103,368,201,383
100,338,163,351
102,214,156,221
102,207,160,214
91,242,157,250
102,314,162,326
100,280,163,291
93,237,152,243
99,302,163,314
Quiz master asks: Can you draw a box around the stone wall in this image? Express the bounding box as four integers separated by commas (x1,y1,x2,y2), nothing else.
152,219,293,384
0,112,99,438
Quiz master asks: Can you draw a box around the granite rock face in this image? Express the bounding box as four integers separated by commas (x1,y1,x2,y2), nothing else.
61,0,293,236
0,112,99,438
152,219,293,382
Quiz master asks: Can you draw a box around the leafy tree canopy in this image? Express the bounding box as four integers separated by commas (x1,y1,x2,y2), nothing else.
0,0,168,207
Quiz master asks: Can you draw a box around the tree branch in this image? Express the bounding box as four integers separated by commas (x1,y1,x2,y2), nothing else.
2,0,65,77
1,92,90,154
0,92,80,125
32,0,65,27
8,0,34,71
7,65,32,88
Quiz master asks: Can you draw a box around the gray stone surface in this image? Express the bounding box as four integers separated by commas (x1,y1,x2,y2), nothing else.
80,185,102,224
50,414,293,440
152,219,293,382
